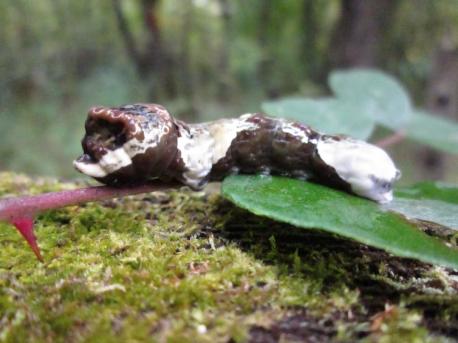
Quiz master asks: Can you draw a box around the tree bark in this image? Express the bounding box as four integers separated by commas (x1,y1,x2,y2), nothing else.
141,0,163,75
112,0,144,75
256,0,278,98
329,0,398,68
112,0,177,98
300,0,320,80
217,0,232,103
178,0,197,119
420,39,458,179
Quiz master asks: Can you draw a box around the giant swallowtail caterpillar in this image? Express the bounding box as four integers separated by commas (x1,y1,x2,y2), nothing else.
74,103,400,203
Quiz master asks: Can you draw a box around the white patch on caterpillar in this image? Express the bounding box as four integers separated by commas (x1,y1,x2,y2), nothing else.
205,120,239,164
316,137,400,203
73,160,108,178
177,114,259,188
73,121,171,178
98,147,132,173
73,147,132,178
278,120,310,144
176,125,214,188
238,113,254,120
206,115,259,164
235,115,259,134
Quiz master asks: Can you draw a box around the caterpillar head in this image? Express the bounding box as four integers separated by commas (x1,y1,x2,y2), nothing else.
316,137,400,203
73,104,178,185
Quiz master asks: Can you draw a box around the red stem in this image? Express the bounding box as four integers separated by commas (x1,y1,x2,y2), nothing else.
375,131,406,148
0,181,178,223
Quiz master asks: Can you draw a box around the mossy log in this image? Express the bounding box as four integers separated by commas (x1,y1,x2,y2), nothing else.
0,172,457,342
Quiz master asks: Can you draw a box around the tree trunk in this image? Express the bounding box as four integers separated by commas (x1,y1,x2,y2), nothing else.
329,0,398,68
256,0,278,99
217,0,232,103
142,0,162,73
420,39,458,179
178,0,197,119
112,0,144,76
112,0,177,98
141,0,178,98
300,0,319,81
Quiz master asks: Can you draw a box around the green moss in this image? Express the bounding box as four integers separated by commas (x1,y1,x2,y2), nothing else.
0,172,457,342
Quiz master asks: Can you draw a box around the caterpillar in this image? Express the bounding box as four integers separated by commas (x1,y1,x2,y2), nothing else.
73,103,400,203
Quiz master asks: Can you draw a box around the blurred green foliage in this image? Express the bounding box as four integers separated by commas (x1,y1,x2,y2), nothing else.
0,0,457,180
264,70,458,154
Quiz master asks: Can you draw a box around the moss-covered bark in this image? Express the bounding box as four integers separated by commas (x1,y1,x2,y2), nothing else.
0,172,457,342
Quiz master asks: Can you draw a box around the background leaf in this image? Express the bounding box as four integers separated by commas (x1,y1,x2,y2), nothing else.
385,199,458,230
395,181,458,204
329,69,412,130
222,175,458,270
403,110,458,155
262,98,375,139
382,182,458,230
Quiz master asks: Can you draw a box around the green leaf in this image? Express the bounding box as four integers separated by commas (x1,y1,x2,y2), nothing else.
385,199,458,230
262,98,375,139
222,175,458,270
382,182,458,230
404,110,458,155
395,182,458,204
329,69,412,130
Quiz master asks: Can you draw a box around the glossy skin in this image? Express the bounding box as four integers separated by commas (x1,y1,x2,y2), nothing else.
74,103,400,203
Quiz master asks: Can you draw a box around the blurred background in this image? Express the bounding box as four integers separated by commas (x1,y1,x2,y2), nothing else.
0,0,457,184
